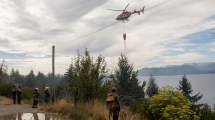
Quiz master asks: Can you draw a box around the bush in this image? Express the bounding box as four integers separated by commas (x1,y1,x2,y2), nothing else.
200,104,215,120
21,86,32,100
147,86,200,120
0,81,13,97
130,100,144,114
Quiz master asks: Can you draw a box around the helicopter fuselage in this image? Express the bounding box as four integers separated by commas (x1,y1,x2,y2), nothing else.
116,11,132,20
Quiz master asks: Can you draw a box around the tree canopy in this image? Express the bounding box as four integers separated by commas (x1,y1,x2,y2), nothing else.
115,54,145,104
178,75,203,103
146,74,159,98
65,49,107,101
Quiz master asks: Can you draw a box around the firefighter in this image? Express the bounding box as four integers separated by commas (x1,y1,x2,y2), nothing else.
106,87,120,120
44,87,50,104
12,85,17,104
32,88,40,108
17,85,22,104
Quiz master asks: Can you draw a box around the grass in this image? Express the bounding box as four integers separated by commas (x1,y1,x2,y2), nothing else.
47,99,144,120
0,96,12,105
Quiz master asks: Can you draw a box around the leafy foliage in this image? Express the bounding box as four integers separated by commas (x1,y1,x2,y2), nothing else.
65,49,107,101
200,104,215,120
0,80,13,97
147,86,200,120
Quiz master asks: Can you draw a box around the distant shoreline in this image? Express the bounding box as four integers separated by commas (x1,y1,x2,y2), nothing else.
138,62,215,76
138,72,215,77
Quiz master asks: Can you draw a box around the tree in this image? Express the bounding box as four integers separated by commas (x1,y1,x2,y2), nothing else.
10,68,24,85
25,70,36,88
36,72,46,92
146,74,159,98
0,59,9,81
178,75,203,103
65,49,107,101
115,54,145,104
148,86,200,120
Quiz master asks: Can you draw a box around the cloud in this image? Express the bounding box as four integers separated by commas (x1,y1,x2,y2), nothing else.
209,42,215,52
44,0,108,23
0,0,215,75
162,53,204,63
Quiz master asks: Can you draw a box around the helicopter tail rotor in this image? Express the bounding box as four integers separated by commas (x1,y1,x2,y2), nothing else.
142,6,145,13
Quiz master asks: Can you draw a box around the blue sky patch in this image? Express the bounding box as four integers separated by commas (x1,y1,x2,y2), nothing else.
0,51,27,59
184,28,215,44
162,28,215,58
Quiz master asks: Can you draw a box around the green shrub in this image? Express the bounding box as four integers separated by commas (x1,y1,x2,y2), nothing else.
130,100,145,114
21,86,32,100
200,104,215,120
147,86,200,120
0,81,13,97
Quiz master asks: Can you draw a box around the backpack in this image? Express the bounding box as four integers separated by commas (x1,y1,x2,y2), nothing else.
106,94,117,111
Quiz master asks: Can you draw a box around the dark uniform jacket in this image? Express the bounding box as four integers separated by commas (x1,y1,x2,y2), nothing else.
33,90,40,100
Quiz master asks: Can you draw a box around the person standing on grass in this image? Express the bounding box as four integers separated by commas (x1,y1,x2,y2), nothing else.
12,85,17,104
106,87,121,120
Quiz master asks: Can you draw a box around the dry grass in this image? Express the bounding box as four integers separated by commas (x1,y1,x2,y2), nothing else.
52,99,74,113
0,96,12,105
48,99,144,120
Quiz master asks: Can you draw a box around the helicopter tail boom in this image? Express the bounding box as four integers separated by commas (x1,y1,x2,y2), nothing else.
133,6,145,15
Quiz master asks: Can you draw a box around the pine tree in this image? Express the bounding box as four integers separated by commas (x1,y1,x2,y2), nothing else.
146,74,159,98
115,54,144,104
178,75,203,103
36,72,46,92
25,70,36,88
10,68,23,85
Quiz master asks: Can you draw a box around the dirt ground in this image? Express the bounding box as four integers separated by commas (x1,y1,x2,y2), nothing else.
0,96,42,116
0,104,40,116
0,97,69,120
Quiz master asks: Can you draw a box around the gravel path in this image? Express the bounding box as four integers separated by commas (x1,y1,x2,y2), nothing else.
0,104,70,120
0,104,41,116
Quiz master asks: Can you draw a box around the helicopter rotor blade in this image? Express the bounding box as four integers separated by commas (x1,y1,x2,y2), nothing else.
123,3,130,12
107,9,124,11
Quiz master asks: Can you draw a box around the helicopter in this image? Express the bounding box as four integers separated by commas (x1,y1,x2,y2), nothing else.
107,3,145,21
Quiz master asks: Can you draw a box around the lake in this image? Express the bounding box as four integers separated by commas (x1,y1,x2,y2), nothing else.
138,74,215,108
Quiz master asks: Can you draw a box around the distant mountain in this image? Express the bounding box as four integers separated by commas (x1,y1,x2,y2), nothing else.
138,62,215,76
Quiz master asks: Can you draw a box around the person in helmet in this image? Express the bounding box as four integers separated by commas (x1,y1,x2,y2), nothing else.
44,87,50,104
32,88,40,108
106,87,120,120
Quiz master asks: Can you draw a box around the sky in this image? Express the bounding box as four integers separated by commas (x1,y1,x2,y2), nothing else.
0,0,215,75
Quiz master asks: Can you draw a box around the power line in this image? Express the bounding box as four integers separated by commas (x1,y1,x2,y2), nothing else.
70,21,119,42
145,0,171,12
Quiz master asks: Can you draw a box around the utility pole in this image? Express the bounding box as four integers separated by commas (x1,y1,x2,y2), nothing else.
52,45,55,104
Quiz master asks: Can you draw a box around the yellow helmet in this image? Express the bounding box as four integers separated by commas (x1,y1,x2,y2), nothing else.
35,88,39,91
45,87,49,90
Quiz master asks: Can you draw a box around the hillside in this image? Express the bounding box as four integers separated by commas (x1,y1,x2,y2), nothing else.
138,62,215,76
